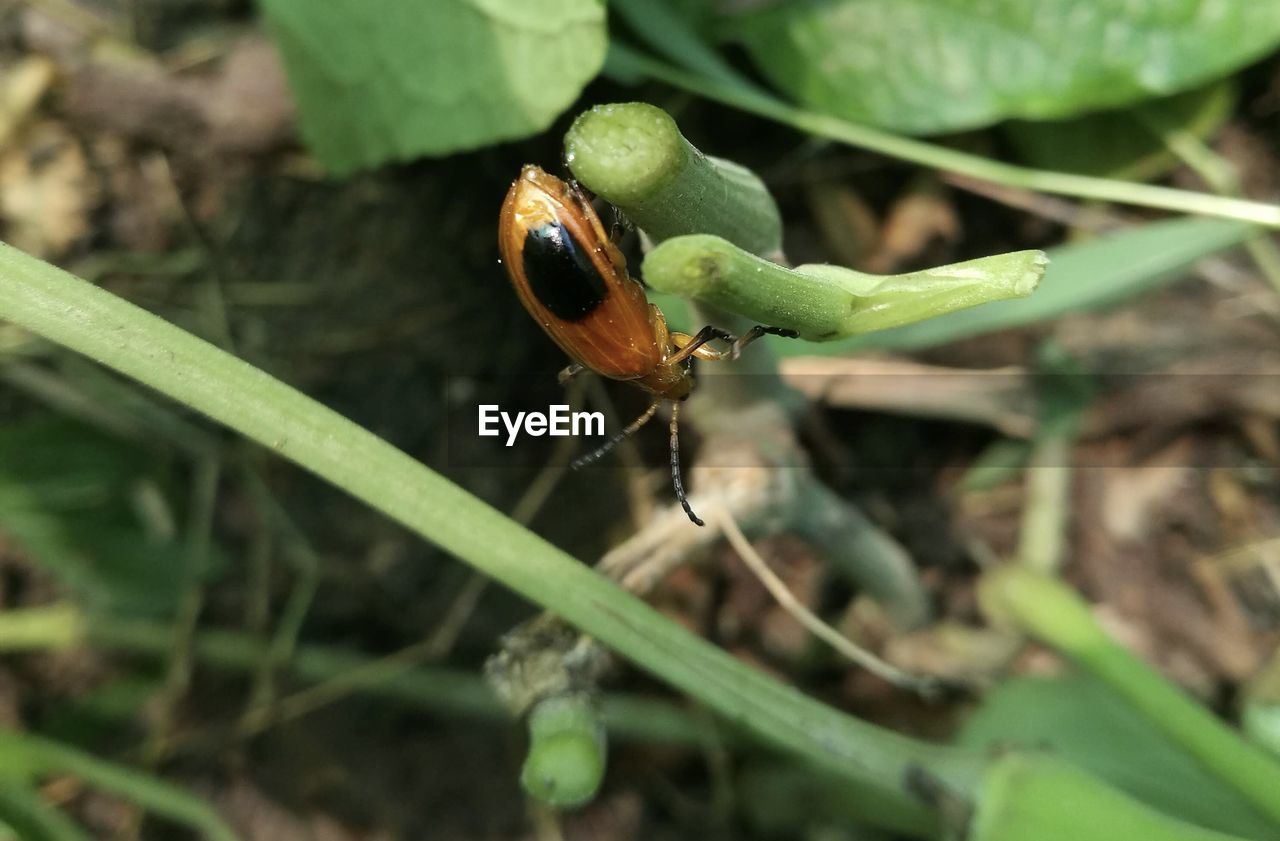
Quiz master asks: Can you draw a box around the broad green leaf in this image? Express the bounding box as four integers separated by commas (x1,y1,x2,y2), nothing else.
769,216,1253,356
957,673,1278,839
1006,82,1235,181
259,0,607,173
726,0,1280,135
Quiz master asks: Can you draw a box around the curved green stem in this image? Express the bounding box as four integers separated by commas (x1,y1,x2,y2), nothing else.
606,44,1280,230
0,783,95,841
981,566,1280,829
643,235,1044,341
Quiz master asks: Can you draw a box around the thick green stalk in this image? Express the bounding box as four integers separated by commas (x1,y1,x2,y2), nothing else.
564,102,783,258
981,566,1280,829
0,242,978,837
605,43,1280,230
642,235,1044,341
565,101,794,413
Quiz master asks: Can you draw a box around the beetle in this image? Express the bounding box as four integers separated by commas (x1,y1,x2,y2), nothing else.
498,164,794,526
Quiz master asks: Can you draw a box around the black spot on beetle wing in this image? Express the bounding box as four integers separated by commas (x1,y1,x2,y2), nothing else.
522,222,608,322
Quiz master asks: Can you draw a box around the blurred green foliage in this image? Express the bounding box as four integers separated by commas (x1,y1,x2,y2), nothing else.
0,419,221,615
726,0,1280,135
258,0,607,172
958,672,1278,839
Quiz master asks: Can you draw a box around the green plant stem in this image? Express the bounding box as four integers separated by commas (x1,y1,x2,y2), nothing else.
981,566,1280,829
78,609,736,748
1015,458,1071,575
145,453,220,764
0,243,979,837
0,783,95,841
563,99,793,413
563,103,934,628
0,602,83,650
0,602,730,748
792,478,931,629
0,731,238,841
605,44,1280,230
565,102,783,258
1017,346,1089,574
1134,108,1280,295
642,235,1044,341
237,463,320,717
763,215,1252,358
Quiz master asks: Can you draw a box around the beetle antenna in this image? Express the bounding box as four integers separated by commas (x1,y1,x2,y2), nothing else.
571,400,660,470
669,402,704,526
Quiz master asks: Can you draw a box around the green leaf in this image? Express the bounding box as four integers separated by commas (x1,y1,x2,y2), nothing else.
726,0,1280,135
957,673,1278,839
1006,82,1235,181
770,216,1253,356
259,0,607,173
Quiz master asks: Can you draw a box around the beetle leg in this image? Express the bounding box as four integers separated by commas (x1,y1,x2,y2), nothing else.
671,324,798,364
558,362,585,385
668,326,736,364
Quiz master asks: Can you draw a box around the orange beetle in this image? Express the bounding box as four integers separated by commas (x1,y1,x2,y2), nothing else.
498,165,794,525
